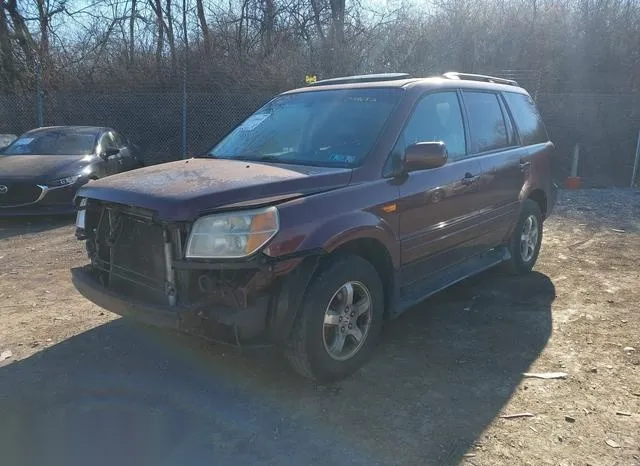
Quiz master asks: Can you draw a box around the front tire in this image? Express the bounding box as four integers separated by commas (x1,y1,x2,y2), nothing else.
504,199,543,275
286,255,384,383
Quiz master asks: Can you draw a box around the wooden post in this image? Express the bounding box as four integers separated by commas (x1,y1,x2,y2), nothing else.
631,130,640,188
567,144,581,189
571,144,580,177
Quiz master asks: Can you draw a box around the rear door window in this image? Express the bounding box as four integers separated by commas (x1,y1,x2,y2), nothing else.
462,91,509,154
98,132,117,153
112,132,124,148
503,92,548,145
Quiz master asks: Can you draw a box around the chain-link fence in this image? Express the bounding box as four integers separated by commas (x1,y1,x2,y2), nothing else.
1,90,639,187
0,92,271,166
536,93,640,187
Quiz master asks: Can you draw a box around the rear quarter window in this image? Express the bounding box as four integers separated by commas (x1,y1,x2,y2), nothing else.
462,91,509,154
503,92,548,145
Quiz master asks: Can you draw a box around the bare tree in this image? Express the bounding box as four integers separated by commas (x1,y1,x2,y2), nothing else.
3,0,36,64
149,0,165,75
165,0,177,74
129,0,137,66
0,4,16,89
0,0,638,94
195,0,210,53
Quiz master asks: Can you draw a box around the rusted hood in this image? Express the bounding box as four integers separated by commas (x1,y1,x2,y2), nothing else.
77,158,353,221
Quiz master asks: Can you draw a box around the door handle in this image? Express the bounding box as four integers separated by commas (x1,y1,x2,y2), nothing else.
461,172,478,185
519,160,531,171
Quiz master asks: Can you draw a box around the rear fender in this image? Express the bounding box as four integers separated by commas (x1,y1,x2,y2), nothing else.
519,141,554,204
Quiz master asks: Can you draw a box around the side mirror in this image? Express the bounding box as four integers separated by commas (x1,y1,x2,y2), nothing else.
100,147,120,159
404,141,448,172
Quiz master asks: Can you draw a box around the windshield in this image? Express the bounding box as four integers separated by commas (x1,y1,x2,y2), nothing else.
2,131,98,156
208,88,403,167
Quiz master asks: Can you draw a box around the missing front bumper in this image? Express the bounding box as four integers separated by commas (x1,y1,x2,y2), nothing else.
71,266,271,346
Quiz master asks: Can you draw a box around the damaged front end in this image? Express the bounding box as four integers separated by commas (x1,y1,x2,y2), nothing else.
72,199,319,347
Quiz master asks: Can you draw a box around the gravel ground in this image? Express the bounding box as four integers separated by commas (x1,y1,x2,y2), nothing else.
0,188,639,466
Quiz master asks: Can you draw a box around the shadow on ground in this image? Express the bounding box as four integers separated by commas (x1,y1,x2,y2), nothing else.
0,215,74,240
0,270,554,466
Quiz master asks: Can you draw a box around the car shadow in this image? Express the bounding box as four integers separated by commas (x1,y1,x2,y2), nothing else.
0,215,74,240
0,270,553,466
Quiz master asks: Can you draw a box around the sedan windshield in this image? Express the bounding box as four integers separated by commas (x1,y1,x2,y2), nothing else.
208,88,403,167
2,131,97,156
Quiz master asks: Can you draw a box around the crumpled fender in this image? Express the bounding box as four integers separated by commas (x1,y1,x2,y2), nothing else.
295,210,400,269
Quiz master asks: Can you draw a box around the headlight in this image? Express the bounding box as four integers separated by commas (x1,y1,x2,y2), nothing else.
48,174,82,187
76,198,87,229
185,206,279,259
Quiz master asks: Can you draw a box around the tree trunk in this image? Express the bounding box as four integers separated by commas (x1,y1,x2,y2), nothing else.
0,5,16,90
237,0,250,54
329,0,345,45
4,0,35,65
195,0,211,53
150,0,165,76
309,0,325,41
263,0,275,56
129,0,136,66
165,0,177,76
328,0,345,74
36,0,49,58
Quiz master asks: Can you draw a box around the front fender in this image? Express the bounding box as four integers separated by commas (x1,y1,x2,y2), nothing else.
296,210,400,268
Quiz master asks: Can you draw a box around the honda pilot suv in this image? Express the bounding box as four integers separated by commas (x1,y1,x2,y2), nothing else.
72,72,557,382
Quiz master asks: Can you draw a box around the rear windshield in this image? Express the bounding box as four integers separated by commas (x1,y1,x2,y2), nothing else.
3,131,98,156
208,88,403,167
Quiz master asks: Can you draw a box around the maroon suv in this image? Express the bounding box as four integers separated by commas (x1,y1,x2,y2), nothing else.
72,72,557,382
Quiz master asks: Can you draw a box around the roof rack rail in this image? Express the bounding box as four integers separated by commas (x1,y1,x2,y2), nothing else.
442,72,519,87
307,73,412,87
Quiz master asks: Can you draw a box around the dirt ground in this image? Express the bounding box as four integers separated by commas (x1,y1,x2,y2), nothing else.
0,189,639,466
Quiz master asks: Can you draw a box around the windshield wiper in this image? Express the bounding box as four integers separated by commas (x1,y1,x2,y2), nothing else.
202,153,290,163
224,154,286,163
247,155,283,162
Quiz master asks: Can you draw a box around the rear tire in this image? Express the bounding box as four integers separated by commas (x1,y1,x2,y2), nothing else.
286,255,384,383
503,199,543,275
